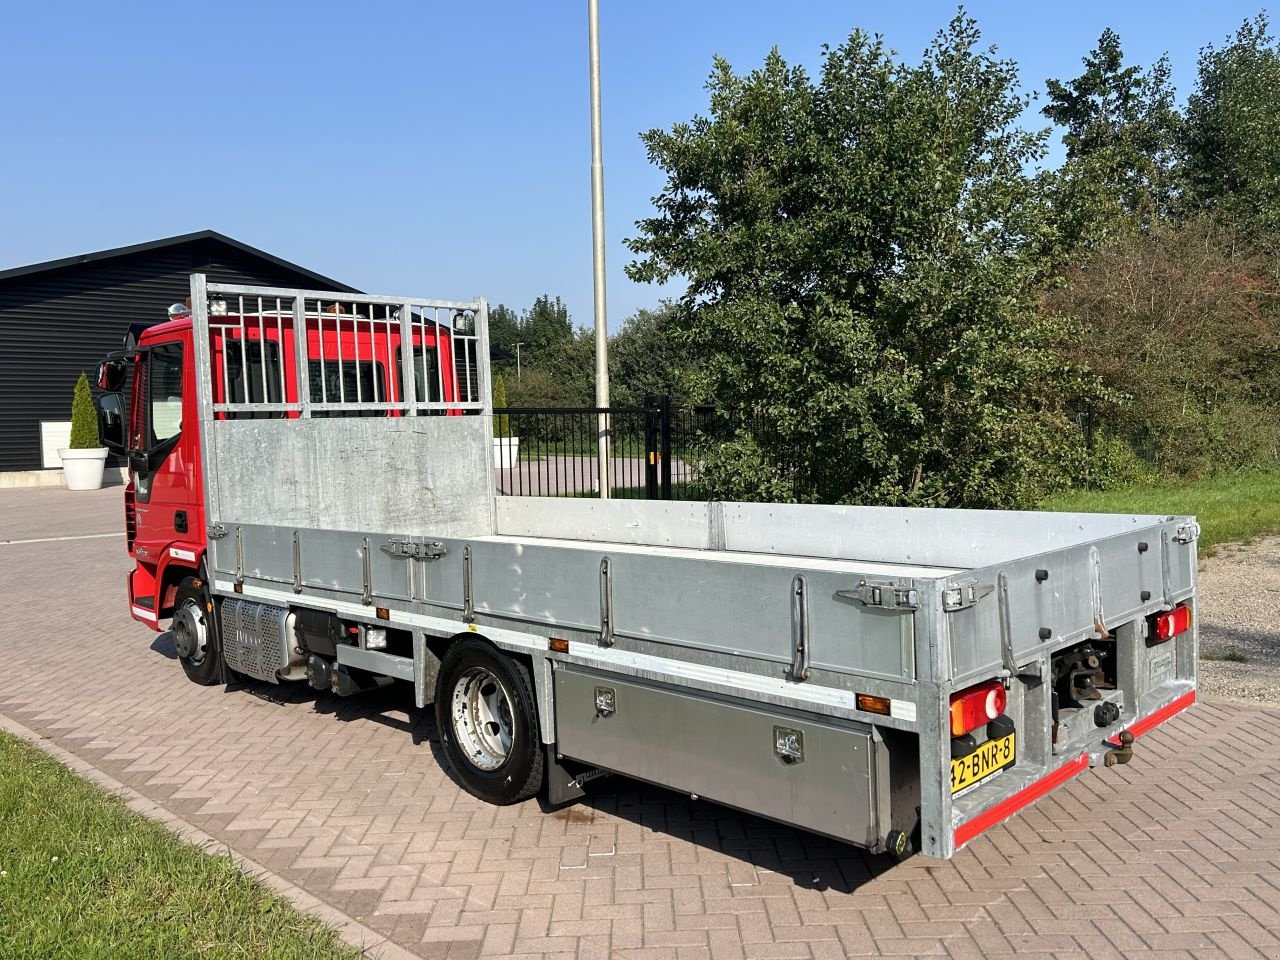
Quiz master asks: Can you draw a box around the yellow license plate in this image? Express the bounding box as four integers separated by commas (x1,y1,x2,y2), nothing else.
951,732,1016,794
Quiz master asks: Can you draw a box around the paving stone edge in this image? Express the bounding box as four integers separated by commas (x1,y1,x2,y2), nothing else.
0,712,422,960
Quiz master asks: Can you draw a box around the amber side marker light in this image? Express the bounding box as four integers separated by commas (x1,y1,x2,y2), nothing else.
856,693,892,716
375,606,390,620
548,637,570,653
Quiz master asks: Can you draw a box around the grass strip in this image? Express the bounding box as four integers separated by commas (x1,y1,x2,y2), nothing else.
0,732,359,960
1041,471,1280,555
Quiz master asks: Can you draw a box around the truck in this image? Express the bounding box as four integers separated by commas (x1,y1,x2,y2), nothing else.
93,275,1200,860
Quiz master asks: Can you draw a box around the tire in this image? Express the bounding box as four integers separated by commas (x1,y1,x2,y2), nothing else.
434,638,544,805
172,575,222,686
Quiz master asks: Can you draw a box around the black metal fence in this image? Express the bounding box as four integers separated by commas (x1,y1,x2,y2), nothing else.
493,396,722,499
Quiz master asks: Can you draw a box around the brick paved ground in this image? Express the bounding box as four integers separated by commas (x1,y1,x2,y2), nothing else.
2,486,1279,959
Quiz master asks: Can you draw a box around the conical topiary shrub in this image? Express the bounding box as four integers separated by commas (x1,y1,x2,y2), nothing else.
69,372,100,449
60,371,108,490
492,374,511,439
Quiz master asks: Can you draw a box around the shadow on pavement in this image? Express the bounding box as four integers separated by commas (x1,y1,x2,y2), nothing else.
149,631,177,660
146,645,899,893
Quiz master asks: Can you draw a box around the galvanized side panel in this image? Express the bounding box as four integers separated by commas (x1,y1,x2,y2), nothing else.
443,537,916,681
554,665,882,849
205,416,493,539
496,497,715,549
720,502,1178,570
946,519,1198,683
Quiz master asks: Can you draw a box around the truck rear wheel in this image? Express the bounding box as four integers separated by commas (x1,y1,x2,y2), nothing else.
173,575,221,686
434,638,544,805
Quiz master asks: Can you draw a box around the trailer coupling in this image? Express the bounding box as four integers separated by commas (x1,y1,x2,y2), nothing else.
1103,729,1135,767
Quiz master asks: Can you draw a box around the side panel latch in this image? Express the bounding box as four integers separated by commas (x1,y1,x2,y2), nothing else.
941,580,993,613
381,539,447,560
838,578,919,611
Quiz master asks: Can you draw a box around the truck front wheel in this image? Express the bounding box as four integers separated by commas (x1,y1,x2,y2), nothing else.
434,639,544,805
173,575,221,686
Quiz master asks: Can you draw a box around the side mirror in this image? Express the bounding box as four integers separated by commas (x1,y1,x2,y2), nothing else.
97,358,127,392
94,392,126,454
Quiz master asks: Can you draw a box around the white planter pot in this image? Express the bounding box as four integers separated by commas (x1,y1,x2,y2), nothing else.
493,436,520,470
58,447,109,491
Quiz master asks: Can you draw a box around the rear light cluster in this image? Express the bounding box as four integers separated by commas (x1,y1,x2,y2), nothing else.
950,680,1007,737
1150,603,1192,644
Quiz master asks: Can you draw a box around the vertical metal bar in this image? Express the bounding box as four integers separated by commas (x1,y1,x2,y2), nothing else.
218,314,230,411
189,274,221,530
275,298,285,403
588,0,611,498
292,530,302,594
371,304,380,403
399,302,416,413
660,394,673,500
335,302,346,402
292,295,310,417
463,333,474,404
257,297,269,405
598,556,614,646
474,297,495,518
237,296,248,406
385,304,396,410
317,300,328,403
998,571,1017,675
352,301,362,404
463,545,474,622
433,309,445,405
790,574,810,680
361,536,372,605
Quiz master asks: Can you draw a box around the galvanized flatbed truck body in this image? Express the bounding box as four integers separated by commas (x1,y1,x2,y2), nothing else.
111,277,1200,860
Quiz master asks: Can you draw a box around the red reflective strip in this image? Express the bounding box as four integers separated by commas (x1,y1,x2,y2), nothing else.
954,752,1089,849
1106,689,1196,746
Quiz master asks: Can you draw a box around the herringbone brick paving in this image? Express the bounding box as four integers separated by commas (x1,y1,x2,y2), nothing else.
2,487,1278,958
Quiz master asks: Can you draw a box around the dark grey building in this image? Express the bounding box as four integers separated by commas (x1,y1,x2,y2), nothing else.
0,231,356,475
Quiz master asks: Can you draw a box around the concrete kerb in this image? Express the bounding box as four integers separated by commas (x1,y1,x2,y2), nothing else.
0,712,422,960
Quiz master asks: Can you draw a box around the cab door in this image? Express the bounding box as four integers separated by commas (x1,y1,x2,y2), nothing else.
130,332,203,583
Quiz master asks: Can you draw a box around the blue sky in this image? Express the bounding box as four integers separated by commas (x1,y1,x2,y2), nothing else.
0,1,1266,330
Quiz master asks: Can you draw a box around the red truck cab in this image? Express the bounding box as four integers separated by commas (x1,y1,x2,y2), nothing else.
96,298,467,631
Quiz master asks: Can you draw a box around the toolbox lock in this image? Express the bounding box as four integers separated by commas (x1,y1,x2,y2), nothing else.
594,686,616,718
774,726,805,765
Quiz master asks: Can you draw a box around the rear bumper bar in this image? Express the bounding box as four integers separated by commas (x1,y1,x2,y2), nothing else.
954,688,1197,850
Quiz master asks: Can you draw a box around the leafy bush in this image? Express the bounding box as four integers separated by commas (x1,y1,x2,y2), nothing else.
1047,218,1280,479
68,372,99,449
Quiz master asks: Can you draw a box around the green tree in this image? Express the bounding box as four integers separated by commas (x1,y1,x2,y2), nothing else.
487,303,522,359
1042,29,1182,252
1184,13,1280,238
68,372,99,449
522,295,575,361
608,304,696,408
627,14,1097,508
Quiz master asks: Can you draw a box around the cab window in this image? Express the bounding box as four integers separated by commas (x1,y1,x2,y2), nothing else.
149,343,184,444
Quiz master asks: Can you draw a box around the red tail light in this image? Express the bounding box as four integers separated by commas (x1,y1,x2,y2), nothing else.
950,680,1007,737
1151,604,1192,643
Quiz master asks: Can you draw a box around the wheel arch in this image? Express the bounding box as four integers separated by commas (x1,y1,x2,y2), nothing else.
435,630,555,745
155,552,204,619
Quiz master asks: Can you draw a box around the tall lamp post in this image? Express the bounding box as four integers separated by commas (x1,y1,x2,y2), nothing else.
588,0,611,497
